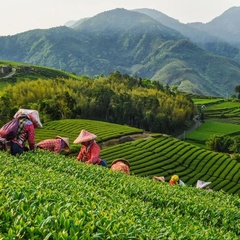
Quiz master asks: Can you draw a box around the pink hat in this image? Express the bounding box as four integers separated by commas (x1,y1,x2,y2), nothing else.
56,136,70,148
73,129,97,144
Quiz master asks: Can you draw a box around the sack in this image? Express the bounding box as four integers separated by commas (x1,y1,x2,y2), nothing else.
0,118,19,140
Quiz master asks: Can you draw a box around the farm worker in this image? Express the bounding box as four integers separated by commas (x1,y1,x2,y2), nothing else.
74,129,107,167
36,136,70,154
169,175,179,185
110,158,130,174
169,175,185,186
10,109,42,156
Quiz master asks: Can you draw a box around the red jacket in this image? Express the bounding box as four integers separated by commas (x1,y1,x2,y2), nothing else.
77,141,101,164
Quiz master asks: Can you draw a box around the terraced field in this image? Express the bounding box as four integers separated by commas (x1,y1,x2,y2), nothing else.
185,98,240,148
31,119,240,195
101,134,240,195
35,119,143,146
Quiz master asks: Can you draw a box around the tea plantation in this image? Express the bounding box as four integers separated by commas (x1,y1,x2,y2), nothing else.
35,119,143,149
0,150,239,239
100,134,240,195
34,119,239,196
1,118,240,238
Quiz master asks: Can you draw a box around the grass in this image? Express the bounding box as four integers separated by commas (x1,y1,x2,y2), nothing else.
192,97,224,105
183,98,240,148
185,120,240,143
204,101,240,110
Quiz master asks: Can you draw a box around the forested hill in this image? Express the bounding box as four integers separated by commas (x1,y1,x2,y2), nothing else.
1,8,240,97
134,7,240,63
0,71,195,136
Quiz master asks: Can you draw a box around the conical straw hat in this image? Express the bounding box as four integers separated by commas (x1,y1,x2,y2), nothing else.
14,108,42,128
196,180,211,189
73,129,97,144
56,136,70,148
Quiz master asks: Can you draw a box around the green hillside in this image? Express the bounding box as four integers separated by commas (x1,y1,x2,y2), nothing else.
33,119,240,196
100,134,240,195
35,119,143,152
0,60,79,90
184,98,240,148
1,8,240,96
0,150,239,239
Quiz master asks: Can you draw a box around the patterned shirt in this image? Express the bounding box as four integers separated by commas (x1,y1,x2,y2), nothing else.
37,139,64,154
77,141,101,164
12,119,35,150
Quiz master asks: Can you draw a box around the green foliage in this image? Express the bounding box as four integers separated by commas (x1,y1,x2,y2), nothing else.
184,99,240,149
34,119,143,151
101,134,240,196
206,135,236,153
0,150,239,239
0,72,196,135
231,154,240,163
0,60,79,90
1,8,240,97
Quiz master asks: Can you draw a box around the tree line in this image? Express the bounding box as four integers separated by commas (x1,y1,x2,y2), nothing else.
0,71,196,135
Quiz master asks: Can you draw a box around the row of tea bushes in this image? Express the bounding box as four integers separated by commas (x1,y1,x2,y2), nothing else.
100,135,240,195
0,150,239,239
35,119,143,145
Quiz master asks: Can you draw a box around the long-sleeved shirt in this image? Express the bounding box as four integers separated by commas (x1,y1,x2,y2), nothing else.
37,139,64,154
77,141,101,164
12,119,35,150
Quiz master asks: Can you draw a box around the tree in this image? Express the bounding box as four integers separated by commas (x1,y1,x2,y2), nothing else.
206,135,236,153
234,85,240,99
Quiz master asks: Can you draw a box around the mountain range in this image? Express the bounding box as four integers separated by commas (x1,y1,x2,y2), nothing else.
1,7,240,97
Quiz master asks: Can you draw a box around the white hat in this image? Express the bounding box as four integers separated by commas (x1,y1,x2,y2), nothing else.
196,180,211,189
14,109,42,128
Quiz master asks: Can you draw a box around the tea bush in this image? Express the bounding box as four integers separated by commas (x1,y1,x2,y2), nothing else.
0,150,239,239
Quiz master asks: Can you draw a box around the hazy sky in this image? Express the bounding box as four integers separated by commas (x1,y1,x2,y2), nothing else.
1,0,240,36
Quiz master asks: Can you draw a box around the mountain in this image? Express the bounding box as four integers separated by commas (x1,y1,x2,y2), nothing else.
134,8,240,63
1,8,240,97
189,7,240,48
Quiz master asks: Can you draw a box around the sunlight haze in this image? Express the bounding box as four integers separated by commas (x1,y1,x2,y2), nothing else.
0,0,240,36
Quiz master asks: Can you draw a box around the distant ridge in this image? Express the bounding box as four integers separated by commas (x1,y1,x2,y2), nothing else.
1,7,240,97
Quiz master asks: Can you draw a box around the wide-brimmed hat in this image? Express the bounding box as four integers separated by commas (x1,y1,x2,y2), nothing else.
111,158,130,167
56,136,70,148
14,109,42,128
196,180,211,189
153,176,165,182
73,129,97,144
